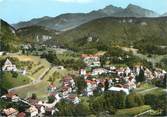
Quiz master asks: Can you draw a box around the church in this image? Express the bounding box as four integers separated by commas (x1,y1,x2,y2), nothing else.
2,59,17,72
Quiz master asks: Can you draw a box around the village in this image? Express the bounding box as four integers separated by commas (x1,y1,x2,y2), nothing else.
0,51,166,117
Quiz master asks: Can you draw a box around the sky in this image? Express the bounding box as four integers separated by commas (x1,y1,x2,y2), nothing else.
0,0,167,24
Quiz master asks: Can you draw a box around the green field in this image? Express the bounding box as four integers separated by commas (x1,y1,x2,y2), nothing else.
0,74,31,89
115,105,151,116
14,67,71,100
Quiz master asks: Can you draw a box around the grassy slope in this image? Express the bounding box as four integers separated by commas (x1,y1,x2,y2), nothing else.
115,105,151,116
1,74,31,89
0,19,20,52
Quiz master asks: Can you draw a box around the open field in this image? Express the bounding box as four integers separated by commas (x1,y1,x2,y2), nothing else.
14,67,71,100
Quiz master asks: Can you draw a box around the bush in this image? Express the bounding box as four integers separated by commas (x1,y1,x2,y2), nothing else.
126,92,144,108
55,101,90,116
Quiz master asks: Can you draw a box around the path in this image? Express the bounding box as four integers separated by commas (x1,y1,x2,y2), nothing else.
8,67,51,92
134,109,152,117
138,87,158,94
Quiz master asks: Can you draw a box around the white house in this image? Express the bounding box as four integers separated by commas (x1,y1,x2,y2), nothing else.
108,87,129,95
2,59,17,72
85,80,97,96
92,68,107,76
80,69,86,76
0,51,4,56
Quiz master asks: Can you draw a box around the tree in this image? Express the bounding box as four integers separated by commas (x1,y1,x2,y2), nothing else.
45,51,60,65
55,101,90,116
48,96,55,103
104,79,109,91
74,76,87,94
126,92,144,108
136,68,145,83
31,93,37,100
144,94,167,116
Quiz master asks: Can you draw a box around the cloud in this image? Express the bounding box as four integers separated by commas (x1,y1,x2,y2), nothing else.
56,0,93,3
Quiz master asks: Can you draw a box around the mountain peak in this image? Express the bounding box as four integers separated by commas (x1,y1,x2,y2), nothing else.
126,4,144,10
162,12,167,16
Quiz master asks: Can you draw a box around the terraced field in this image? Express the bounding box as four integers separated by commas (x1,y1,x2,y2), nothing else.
15,67,70,100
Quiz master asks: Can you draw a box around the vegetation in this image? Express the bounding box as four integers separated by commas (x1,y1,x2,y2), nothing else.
0,20,20,52
157,57,167,71
16,25,57,43
0,72,30,89
101,47,153,68
115,105,151,116
48,17,167,55
126,92,144,108
144,93,167,116
74,76,87,94
41,51,85,70
55,100,90,116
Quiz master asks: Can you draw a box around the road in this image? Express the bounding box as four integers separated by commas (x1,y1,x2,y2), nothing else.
8,67,51,92
138,87,158,94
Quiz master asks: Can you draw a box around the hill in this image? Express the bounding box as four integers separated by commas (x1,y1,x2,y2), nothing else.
162,12,167,17
16,25,59,43
0,19,20,52
13,4,158,31
46,17,167,52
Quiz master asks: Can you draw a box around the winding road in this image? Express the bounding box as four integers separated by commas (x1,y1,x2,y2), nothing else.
8,67,51,92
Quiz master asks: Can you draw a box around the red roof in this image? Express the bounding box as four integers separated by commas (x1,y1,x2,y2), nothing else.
61,86,70,92
17,112,26,117
68,94,77,100
85,80,97,84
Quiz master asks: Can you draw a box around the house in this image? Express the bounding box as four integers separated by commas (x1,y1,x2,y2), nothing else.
45,107,55,116
85,80,97,96
19,68,27,75
61,87,72,98
126,77,136,90
66,94,80,104
2,108,18,117
80,69,86,76
27,98,39,106
17,112,26,117
26,106,38,117
63,76,75,88
0,51,4,56
48,83,57,93
125,67,131,76
108,87,129,95
1,92,20,102
81,54,100,67
56,66,64,70
92,68,107,76
116,67,125,76
2,59,17,72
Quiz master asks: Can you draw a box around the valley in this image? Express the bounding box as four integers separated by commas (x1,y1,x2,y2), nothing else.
0,3,167,117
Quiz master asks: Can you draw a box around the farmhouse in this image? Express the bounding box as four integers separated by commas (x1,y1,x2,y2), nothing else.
2,59,17,72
